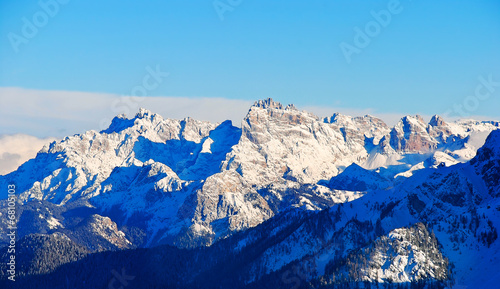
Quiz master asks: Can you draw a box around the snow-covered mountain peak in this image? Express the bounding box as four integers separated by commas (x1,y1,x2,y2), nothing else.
388,115,440,153
101,107,164,135
101,114,135,134
323,112,381,123
324,113,390,145
252,98,284,110
399,114,426,127
324,112,349,124
99,107,218,144
136,107,155,118
429,114,446,127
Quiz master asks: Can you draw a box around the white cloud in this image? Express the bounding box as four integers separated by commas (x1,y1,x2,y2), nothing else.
1,87,497,140
0,87,252,138
0,134,58,175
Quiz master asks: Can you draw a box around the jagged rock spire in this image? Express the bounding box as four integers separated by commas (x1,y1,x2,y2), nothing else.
429,115,446,127
253,98,283,110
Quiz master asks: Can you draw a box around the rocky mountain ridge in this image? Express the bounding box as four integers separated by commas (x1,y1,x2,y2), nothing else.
1,99,498,250
0,99,499,288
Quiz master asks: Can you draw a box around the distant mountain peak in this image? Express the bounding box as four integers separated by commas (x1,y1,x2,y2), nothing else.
253,98,284,110
325,112,348,123
101,115,136,134
429,115,446,127
400,114,425,124
136,107,159,119
100,108,162,135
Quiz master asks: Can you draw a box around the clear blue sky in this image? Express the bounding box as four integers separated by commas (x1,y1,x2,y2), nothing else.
1,0,499,119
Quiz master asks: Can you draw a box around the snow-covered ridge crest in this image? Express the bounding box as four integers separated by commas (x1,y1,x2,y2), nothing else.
0,99,499,249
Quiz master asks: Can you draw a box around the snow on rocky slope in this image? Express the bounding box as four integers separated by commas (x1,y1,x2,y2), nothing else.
0,99,498,250
0,99,499,288
186,130,499,288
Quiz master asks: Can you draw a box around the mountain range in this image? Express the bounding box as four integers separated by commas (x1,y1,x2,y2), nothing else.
0,98,499,288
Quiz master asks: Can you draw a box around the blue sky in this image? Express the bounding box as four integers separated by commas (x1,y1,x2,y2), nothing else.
1,0,500,132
